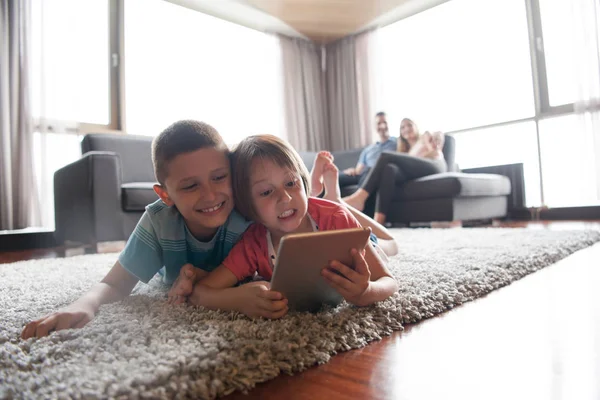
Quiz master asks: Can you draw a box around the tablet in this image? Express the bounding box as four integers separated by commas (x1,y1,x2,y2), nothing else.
270,227,371,312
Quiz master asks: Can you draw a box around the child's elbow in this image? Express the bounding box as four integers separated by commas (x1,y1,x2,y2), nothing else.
381,274,399,294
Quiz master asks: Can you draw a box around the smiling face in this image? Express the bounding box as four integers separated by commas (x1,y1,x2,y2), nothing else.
249,158,310,238
375,114,389,137
400,118,419,144
154,147,233,240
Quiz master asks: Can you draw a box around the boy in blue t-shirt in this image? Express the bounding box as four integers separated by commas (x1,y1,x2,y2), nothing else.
22,120,251,339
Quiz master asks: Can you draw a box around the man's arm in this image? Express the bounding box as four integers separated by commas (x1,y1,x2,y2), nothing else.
22,261,139,339
354,163,366,175
344,148,368,176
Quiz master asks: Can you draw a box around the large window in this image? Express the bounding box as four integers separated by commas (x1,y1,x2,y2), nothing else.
538,0,577,108
375,0,600,208
30,0,114,228
453,122,542,207
124,0,284,145
538,115,599,207
31,0,116,130
374,0,535,134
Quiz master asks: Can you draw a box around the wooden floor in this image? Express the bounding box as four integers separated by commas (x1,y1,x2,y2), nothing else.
2,221,600,400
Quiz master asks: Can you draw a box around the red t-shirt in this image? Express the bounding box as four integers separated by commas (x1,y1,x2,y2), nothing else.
222,197,361,281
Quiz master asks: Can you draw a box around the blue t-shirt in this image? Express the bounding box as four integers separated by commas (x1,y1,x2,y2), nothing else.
119,199,252,284
358,137,398,168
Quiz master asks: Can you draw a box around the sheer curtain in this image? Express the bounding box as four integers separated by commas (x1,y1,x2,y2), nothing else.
326,30,376,151
0,0,40,230
278,30,378,152
571,0,600,200
355,30,378,146
279,35,329,151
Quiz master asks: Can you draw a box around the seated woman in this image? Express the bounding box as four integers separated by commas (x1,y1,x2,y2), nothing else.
343,118,447,224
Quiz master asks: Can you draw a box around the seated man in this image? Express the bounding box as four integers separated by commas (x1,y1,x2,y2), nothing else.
340,111,397,187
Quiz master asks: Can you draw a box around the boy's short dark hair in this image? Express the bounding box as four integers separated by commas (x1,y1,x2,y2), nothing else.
231,135,310,221
375,111,386,118
152,120,227,185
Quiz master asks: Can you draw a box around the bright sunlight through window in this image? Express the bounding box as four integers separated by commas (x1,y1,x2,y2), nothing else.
125,0,284,146
374,0,535,134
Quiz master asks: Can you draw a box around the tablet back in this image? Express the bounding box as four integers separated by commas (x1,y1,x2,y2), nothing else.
270,227,370,312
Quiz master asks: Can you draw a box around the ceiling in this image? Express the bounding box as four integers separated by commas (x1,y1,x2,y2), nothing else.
167,0,450,43
243,0,410,43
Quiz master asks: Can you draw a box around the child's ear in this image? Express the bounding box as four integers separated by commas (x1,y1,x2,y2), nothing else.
154,184,174,206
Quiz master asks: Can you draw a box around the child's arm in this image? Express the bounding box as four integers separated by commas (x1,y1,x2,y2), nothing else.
21,261,139,339
167,264,209,304
321,242,398,307
187,266,288,319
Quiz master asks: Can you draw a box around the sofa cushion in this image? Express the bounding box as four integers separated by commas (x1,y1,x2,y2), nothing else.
394,172,511,201
122,182,158,211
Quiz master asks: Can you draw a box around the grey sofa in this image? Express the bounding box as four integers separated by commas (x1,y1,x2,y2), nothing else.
54,134,158,246
298,135,511,225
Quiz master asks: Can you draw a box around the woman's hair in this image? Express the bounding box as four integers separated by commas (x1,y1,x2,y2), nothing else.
152,120,227,185
397,118,420,153
231,134,311,221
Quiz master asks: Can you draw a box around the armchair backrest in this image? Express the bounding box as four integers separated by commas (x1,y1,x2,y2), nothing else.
81,134,155,183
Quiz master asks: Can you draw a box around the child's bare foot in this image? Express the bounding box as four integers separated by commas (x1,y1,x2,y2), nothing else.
322,162,342,203
168,264,201,305
310,151,334,197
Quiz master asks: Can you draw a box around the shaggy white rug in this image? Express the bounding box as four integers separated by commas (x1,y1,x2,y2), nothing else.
1,228,599,399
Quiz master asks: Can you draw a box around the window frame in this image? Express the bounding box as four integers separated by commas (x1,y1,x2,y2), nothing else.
35,0,125,136
527,0,575,117
443,0,600,207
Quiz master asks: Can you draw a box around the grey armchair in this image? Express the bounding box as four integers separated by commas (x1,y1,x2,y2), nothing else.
54,134,158,246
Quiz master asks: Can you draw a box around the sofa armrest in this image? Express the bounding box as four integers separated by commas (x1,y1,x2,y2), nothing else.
463,163,524,210
54,151,124,245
